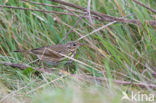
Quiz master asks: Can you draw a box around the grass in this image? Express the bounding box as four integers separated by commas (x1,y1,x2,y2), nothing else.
0,0,156,103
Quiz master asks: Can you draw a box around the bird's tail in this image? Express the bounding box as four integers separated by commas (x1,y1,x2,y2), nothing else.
13,50,29,53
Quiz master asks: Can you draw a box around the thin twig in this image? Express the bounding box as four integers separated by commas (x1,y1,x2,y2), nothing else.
0,85,29,102
55,16,108,57
22,0,65,9
77,21,116,41
26,75,66,94
49,0,156,26
0,62,52,73
77,14,134,41
73,74,156,89
0,5,79,16
22,0,84,14
0,5,100,21
87,0,93,25
38,47,101,73
1,4,156,26
132,0,156,14
61,14,86,42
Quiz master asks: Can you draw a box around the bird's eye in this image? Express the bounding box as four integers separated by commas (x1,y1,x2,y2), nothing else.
73,43,76,46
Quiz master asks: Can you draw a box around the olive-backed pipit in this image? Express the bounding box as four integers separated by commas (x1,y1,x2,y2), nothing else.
14,41,81,64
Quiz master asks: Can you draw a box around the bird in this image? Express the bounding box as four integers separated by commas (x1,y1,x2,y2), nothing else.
14,41,81,65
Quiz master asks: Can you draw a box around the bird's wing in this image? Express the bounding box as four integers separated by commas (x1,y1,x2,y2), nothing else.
30,46,63,58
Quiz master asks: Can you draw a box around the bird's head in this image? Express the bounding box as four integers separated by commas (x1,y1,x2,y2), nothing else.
65,41,81,52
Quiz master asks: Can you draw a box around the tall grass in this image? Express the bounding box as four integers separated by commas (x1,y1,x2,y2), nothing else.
0,0,155,103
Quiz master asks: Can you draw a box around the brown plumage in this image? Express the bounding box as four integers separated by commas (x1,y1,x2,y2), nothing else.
14,41,81,63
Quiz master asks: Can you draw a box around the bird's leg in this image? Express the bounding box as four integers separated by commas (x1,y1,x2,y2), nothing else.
64,51,77,73
65,51,77,65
